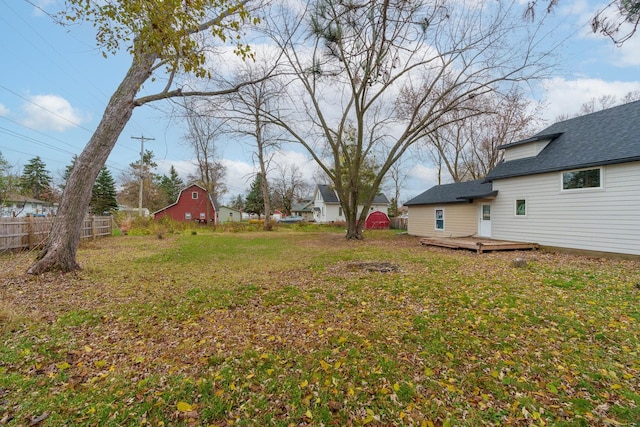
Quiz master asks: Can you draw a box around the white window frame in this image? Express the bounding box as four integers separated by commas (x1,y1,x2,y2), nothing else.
192,191,199,199
185,212,192,220
561,167,603,191
434,208,445,231
515,199,527,217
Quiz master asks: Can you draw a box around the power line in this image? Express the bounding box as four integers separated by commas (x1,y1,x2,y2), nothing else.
131,135,155,215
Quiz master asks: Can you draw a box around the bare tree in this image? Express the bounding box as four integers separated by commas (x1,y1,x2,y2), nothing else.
270,162,311,214
182,104,228,203
579,95,619,115
385,158,410,217
221,59,285,230
28,1,265,274
117,150,164,213
555,90,640,122
419,90,540,182
264,0,554,239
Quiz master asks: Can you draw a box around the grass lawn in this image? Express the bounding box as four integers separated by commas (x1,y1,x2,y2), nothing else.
1,229,639,426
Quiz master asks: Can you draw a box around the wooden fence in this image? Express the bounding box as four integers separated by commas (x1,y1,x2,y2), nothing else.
0,216,113,251
389,217,408,230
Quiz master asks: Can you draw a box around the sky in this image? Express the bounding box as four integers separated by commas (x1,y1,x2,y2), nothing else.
1,0,639,205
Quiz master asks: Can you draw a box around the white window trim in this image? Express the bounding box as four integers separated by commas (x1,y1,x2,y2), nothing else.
515,199,527,217
192,191,199,199
560,167,603,192
434,208,445,231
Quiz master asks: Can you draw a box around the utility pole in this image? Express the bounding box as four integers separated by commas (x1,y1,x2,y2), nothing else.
131,135,155,217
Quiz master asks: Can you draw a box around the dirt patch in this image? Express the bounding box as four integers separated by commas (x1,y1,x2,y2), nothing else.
344,261,400,273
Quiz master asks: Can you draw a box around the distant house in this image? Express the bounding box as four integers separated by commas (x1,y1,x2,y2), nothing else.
118,206,150,217
291,198,314,221
0,194,56,218
153,184,218,224
217,205,242,224
406,100,640,256
313,184,390,224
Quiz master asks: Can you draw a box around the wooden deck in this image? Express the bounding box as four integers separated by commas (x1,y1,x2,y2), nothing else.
420,237,539,254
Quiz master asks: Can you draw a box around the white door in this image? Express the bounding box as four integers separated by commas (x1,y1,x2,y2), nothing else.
479,204,491,237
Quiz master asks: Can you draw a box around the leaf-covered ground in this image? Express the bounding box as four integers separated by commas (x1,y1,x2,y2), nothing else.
1,230,639,426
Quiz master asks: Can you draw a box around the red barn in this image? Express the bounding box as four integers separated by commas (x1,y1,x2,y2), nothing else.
153,184,218,224
365,211,390,230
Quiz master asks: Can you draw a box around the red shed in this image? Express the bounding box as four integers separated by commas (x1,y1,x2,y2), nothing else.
365,211,390,230
153,184,218,224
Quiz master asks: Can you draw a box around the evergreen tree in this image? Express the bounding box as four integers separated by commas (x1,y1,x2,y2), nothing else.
20,156,53,200
157,165,184,205
244,174,265,217
230,194,245,211
90,167,118,214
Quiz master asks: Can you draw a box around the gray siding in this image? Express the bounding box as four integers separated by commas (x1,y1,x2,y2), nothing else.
492,162,640,255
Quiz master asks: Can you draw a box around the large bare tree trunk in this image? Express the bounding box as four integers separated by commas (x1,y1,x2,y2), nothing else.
28,52,156,275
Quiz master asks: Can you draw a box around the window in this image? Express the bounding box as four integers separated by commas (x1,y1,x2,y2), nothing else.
515,199,526,216
482,205,491,221
200,212,206,220
562,168,601,190
192,191,199,199
338,207,343,217
435,208,444,230
185,212,192,220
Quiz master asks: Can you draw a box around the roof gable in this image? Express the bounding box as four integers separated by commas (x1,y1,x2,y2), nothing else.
315,184,389,205
315,184,340,203
487,100,640,180
404,180,496,206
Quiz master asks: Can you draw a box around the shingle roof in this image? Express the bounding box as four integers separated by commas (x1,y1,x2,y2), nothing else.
316,184,390,204
404,180,496,206
4,194,48,204
317,184,340,203
486,100,640,181
292,199,313,212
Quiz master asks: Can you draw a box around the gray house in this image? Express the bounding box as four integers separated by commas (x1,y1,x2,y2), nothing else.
292,198,314,221
406,99,640,256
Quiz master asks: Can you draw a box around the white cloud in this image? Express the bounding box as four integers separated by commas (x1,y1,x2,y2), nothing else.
615,36,640,67
270,149,317,182
539,77,640,122
30,0,55,16
20,94,85,131
0,103,8,116
222,159,256,197
156,159,197,179
403,163,440,201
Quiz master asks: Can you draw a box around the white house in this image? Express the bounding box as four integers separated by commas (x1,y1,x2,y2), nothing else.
313,184,390,224
405,100,640,256
1,194,56,217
